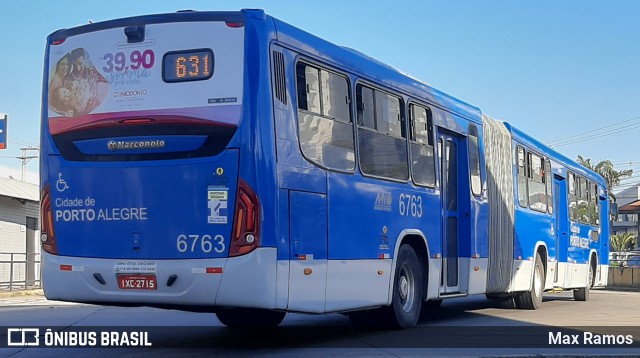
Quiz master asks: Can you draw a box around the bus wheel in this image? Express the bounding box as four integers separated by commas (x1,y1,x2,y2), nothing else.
420,299,443,320
573,264,593,302
516,255,545,310
348,309,383,328
216,308,286,327
486,293,518,309
499,295,519,309
423,299,443,309
385,245,423,327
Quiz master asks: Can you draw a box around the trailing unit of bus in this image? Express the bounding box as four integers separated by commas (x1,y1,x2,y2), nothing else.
40,9,611,327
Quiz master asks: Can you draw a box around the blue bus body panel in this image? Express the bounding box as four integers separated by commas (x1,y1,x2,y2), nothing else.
326,173,442,260
513,210,553,260
289,191,327,260
39,8,612,312
47,151,239,259
509,123,609,265
74,136,208,155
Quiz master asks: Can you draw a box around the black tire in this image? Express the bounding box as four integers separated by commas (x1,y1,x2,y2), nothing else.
216,308,286,327
499,295,519,309
516,255,545,310
385,245,423,328
573,265,593,301
423,299,443,309
486,293,519,309
348,309,385,328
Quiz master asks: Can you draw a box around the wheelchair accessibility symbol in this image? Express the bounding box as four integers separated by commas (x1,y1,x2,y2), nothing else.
56,173,69,192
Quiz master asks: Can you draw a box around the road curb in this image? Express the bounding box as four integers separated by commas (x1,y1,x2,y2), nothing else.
0,289,44,299
598,286,640,293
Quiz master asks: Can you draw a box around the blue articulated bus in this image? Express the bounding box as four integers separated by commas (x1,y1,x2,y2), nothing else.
40,9,612,327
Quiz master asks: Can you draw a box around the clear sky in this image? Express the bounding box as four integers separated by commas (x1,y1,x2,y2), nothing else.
1,1,639,188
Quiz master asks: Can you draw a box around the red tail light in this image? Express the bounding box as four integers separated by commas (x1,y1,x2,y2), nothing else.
229,179,260,257
119,118,156,125
225,21,245,28
40,185,58,255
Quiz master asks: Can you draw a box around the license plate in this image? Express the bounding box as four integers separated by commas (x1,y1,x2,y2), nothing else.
117,274,157,290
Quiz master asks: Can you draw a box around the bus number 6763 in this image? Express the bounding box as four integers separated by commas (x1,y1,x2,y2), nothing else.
399,194,423,218
176,234,225,254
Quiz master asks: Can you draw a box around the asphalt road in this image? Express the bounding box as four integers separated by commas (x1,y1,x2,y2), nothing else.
1,289,639,357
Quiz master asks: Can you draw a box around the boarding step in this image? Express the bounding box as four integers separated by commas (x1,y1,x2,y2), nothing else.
438,292,467,299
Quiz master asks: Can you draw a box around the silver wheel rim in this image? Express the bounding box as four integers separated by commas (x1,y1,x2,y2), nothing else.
534,262,543,296
399,263,415,312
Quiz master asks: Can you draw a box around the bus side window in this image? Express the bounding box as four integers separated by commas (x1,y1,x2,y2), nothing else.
409,104,435,186
357,86,375,129
544,159,553,214
295,62,355,171
568,172,578,221
527,152,547,212
516,146,528,207
357,84,408,181
577,177,590,224
590,182,599,226
468,124,481,196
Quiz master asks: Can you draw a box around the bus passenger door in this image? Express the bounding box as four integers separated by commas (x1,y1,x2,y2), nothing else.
287,190,328,313
438,131,464,293
553,175,568,285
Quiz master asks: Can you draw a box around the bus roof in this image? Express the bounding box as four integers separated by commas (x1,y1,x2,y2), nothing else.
48,8,481,123
505,121,607,187
268,15,483,123
48,10,248,42
47,8,600,187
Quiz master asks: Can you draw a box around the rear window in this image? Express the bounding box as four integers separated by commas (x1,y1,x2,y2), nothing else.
47,21,244,135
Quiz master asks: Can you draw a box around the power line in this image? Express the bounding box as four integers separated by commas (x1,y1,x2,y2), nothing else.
612,180,640,189
547,115,640,147
17,147,39,182
8,136,38,147
613,161,640,167
549,115,640,144
549,122,640,147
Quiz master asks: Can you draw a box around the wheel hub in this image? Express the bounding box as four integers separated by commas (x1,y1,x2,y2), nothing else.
534,264,543,294
400,276,409,300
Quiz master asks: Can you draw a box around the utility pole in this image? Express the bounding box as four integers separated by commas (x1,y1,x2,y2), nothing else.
17,147,39,182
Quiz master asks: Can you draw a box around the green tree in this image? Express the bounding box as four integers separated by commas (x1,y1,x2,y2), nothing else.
610,233,637,252
576,155,632,195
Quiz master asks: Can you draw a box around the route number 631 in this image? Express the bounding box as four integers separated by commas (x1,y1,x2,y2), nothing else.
177,234,225,253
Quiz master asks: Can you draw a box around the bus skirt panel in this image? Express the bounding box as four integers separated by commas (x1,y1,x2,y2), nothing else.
41,248,279,309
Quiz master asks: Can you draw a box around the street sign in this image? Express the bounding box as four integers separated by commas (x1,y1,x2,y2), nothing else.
0,113,7,149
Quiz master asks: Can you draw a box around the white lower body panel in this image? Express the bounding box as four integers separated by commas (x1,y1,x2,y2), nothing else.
42,248,278,308
324,259,392,312
510,259,534,292
467,258,488,295
594,264,608,287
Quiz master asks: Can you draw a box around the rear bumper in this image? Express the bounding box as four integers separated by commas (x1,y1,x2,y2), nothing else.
42,248,278,309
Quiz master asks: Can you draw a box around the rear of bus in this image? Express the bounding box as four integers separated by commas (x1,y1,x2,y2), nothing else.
40,10,278,309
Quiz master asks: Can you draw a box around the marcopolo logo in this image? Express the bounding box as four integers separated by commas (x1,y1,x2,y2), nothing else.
107,139,166,151
7,328,40,346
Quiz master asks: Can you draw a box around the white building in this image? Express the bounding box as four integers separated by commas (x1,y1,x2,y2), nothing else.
0,177,39,287
612,184,640,249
